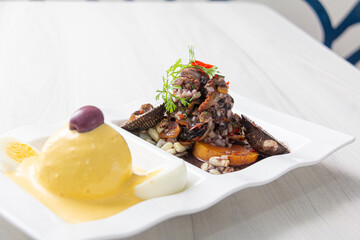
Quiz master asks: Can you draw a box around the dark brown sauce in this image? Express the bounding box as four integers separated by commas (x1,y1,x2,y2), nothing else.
180,151,266,173
181,152,204,168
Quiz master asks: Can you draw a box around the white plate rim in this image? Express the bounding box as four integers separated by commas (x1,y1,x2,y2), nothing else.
0,93,355,240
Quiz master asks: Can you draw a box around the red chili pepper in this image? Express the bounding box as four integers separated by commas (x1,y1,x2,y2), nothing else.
191,60,214,69
178,113,186,119
234,127,239,134
226,81,230,85
139,110,144,114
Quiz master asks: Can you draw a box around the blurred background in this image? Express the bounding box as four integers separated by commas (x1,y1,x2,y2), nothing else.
3,0,359,68
229,0,360,68
80,0,360,68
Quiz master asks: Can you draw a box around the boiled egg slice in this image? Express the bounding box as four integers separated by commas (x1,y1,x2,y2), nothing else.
0,137,39,172
135,160,187,199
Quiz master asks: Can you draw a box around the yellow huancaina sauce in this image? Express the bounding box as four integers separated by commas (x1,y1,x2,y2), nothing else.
6,124,156,223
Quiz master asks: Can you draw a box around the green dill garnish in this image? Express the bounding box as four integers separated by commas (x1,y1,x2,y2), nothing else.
189,45,195,62
181,108,188,118
156,46,219,113
200,65,219,79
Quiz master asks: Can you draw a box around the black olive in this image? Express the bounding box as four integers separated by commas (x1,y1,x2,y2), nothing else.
69,106,104,133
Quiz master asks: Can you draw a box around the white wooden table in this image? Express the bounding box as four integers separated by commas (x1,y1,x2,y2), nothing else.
0,2,359,240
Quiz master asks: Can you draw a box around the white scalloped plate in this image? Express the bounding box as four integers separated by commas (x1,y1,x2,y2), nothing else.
0,92,354,240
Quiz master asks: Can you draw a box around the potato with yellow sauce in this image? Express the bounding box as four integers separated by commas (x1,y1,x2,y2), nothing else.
35,123,132,199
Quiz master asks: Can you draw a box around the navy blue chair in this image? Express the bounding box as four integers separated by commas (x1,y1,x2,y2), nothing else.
305,0,360,65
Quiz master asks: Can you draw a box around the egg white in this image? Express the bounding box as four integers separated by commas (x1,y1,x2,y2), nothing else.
135,160,187,199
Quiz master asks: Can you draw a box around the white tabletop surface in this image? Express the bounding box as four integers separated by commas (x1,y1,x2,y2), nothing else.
0,2,359,240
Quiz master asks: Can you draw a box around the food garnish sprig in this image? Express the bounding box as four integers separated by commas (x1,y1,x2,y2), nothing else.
156,46,219,113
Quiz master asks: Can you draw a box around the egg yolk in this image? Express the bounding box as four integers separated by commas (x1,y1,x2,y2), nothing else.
5,142,38,163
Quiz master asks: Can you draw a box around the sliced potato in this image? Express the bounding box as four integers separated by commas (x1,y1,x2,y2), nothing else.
193,142,258,166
